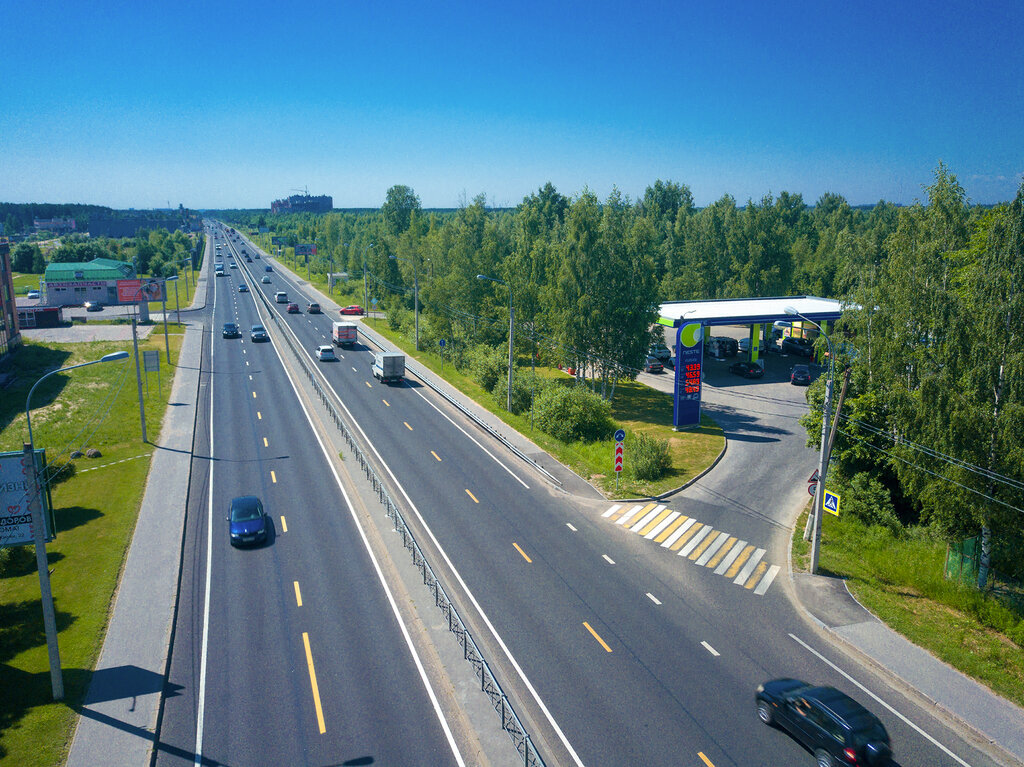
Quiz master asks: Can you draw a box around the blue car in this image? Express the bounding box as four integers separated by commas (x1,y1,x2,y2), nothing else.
227,496,268,547
265,265,273,272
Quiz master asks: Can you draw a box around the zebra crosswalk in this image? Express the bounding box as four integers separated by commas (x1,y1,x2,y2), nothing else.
601,503,780,596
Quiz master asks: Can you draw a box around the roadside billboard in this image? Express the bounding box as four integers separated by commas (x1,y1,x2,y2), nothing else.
294,244,317,256
0,449,55,548
271,236,289,246
117,278,165,303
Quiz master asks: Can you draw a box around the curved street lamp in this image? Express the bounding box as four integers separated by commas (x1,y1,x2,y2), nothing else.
24,349,129,700
785,306,834,575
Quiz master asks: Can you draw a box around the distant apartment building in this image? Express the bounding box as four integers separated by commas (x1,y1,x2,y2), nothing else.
0,240,22,363
34,217,77,233
271,193,333,214
89,207,201,237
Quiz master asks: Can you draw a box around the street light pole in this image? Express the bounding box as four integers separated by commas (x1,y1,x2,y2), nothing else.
362,243,374,314
161,275,178,364
785,307,834,575
25,351,128,700
477,274,514,412
390,255,421,350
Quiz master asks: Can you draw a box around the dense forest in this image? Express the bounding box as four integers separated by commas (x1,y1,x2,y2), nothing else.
224,164,1024,587
9,230,198,278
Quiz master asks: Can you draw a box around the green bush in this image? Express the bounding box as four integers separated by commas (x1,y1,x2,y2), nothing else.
493,375,534,415
629,431,671,481
534,383,612,442
471,344,507,393
839,471,901,532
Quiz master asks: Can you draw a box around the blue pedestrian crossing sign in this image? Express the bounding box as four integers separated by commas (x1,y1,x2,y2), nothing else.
823,490,841,517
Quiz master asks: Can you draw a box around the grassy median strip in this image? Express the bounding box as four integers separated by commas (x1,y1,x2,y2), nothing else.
792,508,1024,708
0,335,183,767
368,323,723,498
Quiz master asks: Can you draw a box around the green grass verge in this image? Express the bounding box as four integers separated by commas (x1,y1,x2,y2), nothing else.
369,323,724,498
0,334,184,766
11,273,42,295
792,507,1024,708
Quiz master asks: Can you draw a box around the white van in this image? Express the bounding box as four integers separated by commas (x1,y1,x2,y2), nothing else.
275,291,288,303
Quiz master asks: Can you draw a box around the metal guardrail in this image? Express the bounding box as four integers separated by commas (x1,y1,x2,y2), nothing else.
251,282,546,767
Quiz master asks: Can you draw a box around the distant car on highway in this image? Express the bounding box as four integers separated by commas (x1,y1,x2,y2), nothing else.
756,678,893,767
229,262,237,268
261,275,271,284
315,345,336,361
729,361,764,379
227,495,268,547
265,265,273,272
790,364,811,385
238,283,248,292
250,324,268,342
643,355,664,373
339,304,364,316
307,302,321,314
287,302,300,313
254,253,260,259
222,322,240,338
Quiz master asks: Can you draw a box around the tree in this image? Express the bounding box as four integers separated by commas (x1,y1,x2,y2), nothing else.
12,243,40,273
381,185,422,237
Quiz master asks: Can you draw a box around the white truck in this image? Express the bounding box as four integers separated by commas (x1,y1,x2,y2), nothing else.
332,321,358,347
372,351,404,383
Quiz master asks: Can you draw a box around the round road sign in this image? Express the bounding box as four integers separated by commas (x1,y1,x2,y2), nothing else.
614,429,626,442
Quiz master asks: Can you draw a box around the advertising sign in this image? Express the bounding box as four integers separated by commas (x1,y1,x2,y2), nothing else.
271,236,289,246
117,278,165,303
673,322,704,428
295,244,317,256
0,449,55,548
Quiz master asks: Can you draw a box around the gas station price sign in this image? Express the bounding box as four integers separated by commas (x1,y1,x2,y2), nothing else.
673,322,703,428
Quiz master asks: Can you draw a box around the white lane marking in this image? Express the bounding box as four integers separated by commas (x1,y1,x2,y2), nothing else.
629,504,665,532
733,548,766,584
255,296,467,765
789,634,971,767
352,366,357,372
566,523,577,532
661,517,697,548
696,531,730,566
645,511,680,539
714,539,747,575
601,504,622,518
616,504,645,526
602,554,615,565
754,564,781,595
679,525,714,557
646,593,661,605
701,641,720,657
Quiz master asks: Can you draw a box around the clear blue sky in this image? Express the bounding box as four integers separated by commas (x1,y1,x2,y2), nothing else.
2,0,1021,209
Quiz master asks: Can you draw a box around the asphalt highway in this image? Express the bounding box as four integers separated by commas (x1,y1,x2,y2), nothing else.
163,225,1002,767
154,228,464,767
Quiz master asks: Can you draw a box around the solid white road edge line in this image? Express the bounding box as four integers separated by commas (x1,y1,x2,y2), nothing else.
255,295,467,766
789,633,970,767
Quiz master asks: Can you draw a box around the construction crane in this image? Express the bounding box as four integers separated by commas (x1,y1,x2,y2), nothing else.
291,187,310,197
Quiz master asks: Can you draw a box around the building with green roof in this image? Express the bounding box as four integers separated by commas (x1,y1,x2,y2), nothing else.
42,258,136,307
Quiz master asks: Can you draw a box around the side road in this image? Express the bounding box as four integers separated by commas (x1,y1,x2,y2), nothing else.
257,245,1024,767
65,251,209,766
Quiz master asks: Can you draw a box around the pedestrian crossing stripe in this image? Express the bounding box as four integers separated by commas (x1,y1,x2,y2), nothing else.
602,504,775,596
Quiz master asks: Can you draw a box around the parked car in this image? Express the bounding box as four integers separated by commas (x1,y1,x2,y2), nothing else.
315,345,336,361
238,283,248,292
340,304,364,316
649,343,672,362
261,275,271,284
84,301,104,312
782,336,814,356
307,302,321,314
227,495,269,547
222,322,240,338
287,302,300,313
729,361,764,379
250,324,268,342
790,364,811,385
26,290,40,299
643,355,664,373
756,678,893,767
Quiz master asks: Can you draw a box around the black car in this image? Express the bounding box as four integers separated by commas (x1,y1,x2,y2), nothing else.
756,678,893,766
227,495,268,547
84,301,104,312
782,336,815,356
791,364,811,385
643,355,664,373
729,361,764,379
222,322,240,338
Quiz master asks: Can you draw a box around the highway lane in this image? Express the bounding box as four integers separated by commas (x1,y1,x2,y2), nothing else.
236,234,1000,766
154,228,464,767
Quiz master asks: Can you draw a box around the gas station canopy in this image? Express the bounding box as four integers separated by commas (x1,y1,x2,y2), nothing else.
659,295,847,328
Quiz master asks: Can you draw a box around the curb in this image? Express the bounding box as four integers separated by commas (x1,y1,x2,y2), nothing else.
610,436,728,505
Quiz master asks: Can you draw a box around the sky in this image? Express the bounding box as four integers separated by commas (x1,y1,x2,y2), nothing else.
2,0,1022,210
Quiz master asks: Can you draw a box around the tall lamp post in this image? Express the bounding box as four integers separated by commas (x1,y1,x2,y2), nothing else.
160,275,178,364
477,274,514,412
390,254,420,350
25,350,129,700
362,243,374,314
785,306,834,575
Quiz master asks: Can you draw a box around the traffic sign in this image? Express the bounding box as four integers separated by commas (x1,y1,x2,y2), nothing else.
808,469,820,484
614,442,624,473
823,490,841,516
439,339,446,348
807,482,817,497
614,429,625,442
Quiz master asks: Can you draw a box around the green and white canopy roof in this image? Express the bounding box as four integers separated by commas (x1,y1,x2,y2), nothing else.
659,295,847,328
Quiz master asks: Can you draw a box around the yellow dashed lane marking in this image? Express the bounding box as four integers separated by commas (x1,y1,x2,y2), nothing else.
706,537,736,568
365,381,372,388
654,515,689,542
293,581,303,606
302,633,326,734
257,411,262,420
271,471,277,484
698,753,715,767
404,422,412,431
725,545,755,579
745,560,769,589
280,516,287,532
382,399,390,407
583,622,612,652
513,542,532,563
263,437,268,447
465,489,479,503
431,451,442,461
252,391,256,399
671,522,704,551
